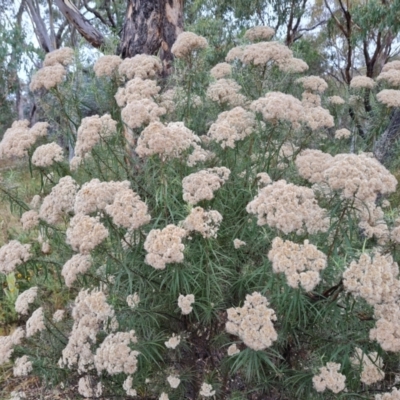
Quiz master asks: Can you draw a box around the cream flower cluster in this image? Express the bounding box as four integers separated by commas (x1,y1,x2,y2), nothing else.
78,376,103,398
251,91,333,131
268,237,327,291
62,254,92,287
226,41,308,73
32,142,64,167
60,289,116,372
0,240,31,274
210,62,232,79
0,327,24,366
144,225,186,269
171,32,208,59
66,214,109,254
136,121,200,160
0,120,49,159
382,61,400,72
312,362,346,393
26,307,45,337
358,202,389,245
43,47,74,67
74,179,130,215
182,207,223,238
250,92,304,129
303,105,334,130
74,114,117,159
244,26,275,42
15,287,38,315
375,388,400,400
246,180,329,235
53,309,65,322
31,47,73,90
206,78,247,107
227,41,290,66
296,76,328,93
370,302,400,352
199,382,216,397
178,294,195,315
207,107,256,149
233,239,246,249
391,217,400,243
279,57,309,73
377,89,400,107
379,64,399,86
227,343,240,355
328,95,345,105
123,376,137,396
105,188,151,230
350,75,376,89
165,334,181,349
93,55,122,77
30,195,41,210
350,347,384,385
256,172,272,187
13,355,33,377
39,176,78,224
187,143,215,167
182,167,231,204
115,77,161,107
30,64,66,91
335,128,351,139
377,69,400,87
20,210,39,231
126,293,140,309
301,91,321,107
343,252,400,306
94,330,139,375
121,98,166,129
226,292,277,350
296,150,397,203
167,375,181,388
156,87,202,113
118,54,162,79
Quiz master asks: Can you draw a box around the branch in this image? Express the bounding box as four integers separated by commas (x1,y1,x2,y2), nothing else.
104,0,116,29
298,19,327,33
292,0,307,33
323,0,348,37
55,19,69,48
82,0,112,27
25,0,55,52
54,0,105,48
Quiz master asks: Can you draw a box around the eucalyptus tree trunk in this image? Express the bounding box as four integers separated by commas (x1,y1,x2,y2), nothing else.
118,0,184,74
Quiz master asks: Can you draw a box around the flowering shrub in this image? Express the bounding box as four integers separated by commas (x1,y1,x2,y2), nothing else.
1,28,400,400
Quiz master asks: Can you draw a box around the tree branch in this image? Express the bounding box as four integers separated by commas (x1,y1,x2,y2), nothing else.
54,0,105,48
25,0,55,52
298,19,327,33
104,0,116,29
82,0,112,27
55,19,69,48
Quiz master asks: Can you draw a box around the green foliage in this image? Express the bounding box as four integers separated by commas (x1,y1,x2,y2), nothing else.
352,0,400,40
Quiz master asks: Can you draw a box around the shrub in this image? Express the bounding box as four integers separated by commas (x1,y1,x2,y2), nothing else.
1,30,400,400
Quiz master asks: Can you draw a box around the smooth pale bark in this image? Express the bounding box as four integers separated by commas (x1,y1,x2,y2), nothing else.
25,0,55,52
119,0,184,73
54,0,105,48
